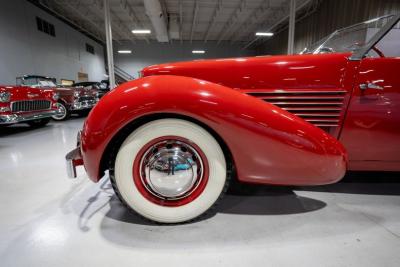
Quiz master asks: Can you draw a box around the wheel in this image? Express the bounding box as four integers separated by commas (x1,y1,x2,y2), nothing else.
111,119,228,223
52,102,70,121
27,118,50,127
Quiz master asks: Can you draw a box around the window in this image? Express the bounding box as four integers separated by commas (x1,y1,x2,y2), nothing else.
368,20,400,58
36,17,56,37
86,43,95,54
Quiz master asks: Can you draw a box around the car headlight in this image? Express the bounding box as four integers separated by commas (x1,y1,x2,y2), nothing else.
74,91,80,98
52,92,60,101
0,92,11,102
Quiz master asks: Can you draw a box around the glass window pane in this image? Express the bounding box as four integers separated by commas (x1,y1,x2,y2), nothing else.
373,20,400,58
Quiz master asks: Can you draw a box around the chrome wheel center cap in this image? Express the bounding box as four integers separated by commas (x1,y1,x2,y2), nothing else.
55,103,66,117
140,140,203,199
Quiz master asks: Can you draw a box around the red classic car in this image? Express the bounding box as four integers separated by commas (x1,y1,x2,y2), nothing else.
66,15,400,223
72,81,110,99
0,85,59,127
17,75,99,120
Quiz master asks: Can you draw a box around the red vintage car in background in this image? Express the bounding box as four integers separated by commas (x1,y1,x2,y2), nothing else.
0,85,59,127
67,15,400,223
17,75,99,121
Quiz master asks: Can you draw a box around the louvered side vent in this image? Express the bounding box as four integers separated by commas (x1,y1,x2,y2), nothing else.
246,90,347,130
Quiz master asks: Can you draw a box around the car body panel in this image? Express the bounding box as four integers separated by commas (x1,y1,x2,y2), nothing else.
142,52,400,171
81,75,347,185
340,57,400,170
142,53,352,92
0,85,58,124
142,53,355,138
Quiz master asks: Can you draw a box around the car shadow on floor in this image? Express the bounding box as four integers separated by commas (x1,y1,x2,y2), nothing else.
0,124,48,136
100,171,400,226
101,183,327,226
69,172,399,248
297,171,400,196
76,171,400,233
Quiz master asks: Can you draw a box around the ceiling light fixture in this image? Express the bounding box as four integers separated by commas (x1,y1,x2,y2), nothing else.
255,32,274,37
132,29,151,34
118,50,132,54
192,50,205,54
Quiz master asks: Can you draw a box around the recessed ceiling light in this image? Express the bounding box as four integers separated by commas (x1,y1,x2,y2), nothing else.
132,29,151,34
118,50,132,54
192,50,205,54
255,32,274,37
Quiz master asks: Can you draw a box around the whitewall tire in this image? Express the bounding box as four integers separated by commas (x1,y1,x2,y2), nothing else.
52,102,69,121
112,119,228,223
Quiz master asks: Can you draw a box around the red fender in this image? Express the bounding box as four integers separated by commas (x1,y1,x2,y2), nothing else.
81,75,347,185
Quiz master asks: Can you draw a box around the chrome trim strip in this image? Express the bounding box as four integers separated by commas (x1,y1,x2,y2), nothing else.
65,147,81,179
66,157,77,179
70,100,97,110
0,110,56,124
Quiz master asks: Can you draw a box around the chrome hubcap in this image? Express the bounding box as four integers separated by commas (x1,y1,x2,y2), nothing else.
139,139,204,200
53,103,66,119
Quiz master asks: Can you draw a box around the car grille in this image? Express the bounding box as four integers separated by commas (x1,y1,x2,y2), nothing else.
11,100,51,112
246,90,347,129
78,96,95,102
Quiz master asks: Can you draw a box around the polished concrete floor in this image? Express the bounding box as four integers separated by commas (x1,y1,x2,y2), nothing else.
1,117,400,267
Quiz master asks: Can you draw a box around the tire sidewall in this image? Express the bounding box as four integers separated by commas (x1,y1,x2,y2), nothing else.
114,119,227,223
52,102,69,121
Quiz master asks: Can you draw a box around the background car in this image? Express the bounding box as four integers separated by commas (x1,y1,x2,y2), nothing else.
17,75,99,121
72,81,110,98
0,85,59,127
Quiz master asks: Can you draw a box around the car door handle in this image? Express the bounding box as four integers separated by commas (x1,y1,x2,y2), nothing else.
359,82,384,90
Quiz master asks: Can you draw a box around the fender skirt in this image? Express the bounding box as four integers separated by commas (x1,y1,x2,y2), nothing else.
81,75,347,185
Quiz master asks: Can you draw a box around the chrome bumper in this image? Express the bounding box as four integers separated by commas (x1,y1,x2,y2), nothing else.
70,100,98,110
66,147,83,179
0,110,57,125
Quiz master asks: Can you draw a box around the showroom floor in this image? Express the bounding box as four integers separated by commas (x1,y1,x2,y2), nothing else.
1,118,400,267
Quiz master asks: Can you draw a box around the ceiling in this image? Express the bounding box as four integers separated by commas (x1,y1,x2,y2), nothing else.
38,0,316,47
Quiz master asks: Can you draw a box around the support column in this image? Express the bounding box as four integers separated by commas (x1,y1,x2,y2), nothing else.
287,0,296,55
104,0,115,89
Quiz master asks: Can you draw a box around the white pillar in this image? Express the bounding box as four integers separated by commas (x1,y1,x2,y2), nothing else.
287,0,296,55
104,0,115,89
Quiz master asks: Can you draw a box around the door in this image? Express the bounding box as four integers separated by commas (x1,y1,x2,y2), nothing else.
340,20,400,170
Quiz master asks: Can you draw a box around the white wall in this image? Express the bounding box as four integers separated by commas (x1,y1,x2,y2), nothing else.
114,42,256,78
0,0,106,85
